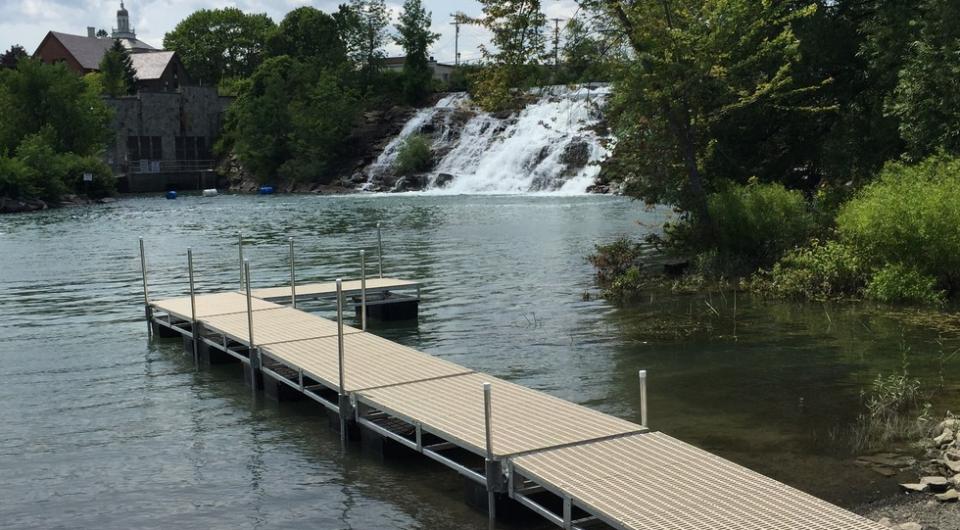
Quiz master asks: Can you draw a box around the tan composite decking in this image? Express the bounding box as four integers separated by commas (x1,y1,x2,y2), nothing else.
151,292,282,321
511,432,886,530
357,372,645,458
262,333,473,392
250,277,420,301
201,306,363,346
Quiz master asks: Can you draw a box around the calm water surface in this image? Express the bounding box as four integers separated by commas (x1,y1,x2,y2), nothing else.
1,194,958,529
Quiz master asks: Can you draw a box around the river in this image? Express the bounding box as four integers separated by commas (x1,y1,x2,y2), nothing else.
1,193,957,529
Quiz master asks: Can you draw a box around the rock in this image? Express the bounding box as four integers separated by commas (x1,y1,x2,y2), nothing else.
943,447,960,462
876,517,893,528
934,488,959,502
97,197,116,204
560,139,591,174
897,523,922,530
937,418,960,432
871,465,899,477
899,483,929,493
920,476,949,492
434,173,454,188
934,428,954,446
944,458,960,473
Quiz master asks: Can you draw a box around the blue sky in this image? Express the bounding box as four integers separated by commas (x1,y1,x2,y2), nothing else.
1,0,581,64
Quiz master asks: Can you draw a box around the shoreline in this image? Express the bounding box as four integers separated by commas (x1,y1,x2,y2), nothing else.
857,493,960,529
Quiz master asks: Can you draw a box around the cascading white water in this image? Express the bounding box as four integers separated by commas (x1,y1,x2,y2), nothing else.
363,85,612,194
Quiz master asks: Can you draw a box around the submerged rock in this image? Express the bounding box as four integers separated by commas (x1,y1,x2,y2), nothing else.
934,488,958,502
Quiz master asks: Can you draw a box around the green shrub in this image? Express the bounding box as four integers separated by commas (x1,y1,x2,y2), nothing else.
0,154,36,199
852,371,931,452
865,263,945,305
588,237,646,284
751,239,866,300
704,181,816,266
394,134,433,176
837,154,960,292
605,265,645,300
15,131,68,201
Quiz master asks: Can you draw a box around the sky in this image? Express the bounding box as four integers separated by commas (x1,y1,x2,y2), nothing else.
1,0,582,64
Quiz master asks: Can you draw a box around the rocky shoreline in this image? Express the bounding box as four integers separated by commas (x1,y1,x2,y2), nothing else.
857,416,960,529
0,194,117,214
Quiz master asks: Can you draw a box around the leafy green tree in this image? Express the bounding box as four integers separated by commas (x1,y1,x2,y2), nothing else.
163,8,276,85
96,29,109,38
267,7,348,67
467,0,547,111
561,18,612,83
337,0,390,91
394,0,440,104
593,0,827,239
229,56,359,183
0,45,26,70
887,0,960,159
0,58,111,156
99,39,137,96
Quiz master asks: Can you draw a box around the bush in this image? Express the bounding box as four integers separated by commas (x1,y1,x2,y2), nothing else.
865,263,945,305
837,154,960,292
0,154,36,199
751,239,866,300
852,371,931,452
393,134,433,176
587,237,646,284
705,181,816,266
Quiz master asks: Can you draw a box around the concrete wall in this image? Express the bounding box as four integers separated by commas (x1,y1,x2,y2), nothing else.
105,87,232,192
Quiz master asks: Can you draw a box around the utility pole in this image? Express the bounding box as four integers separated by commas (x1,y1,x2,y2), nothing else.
551,18,563,69
450,14,462,66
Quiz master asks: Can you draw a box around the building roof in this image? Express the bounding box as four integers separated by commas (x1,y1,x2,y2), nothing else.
45,31,114,70
384,56,455,68
129,51,175,80
41,31,156,70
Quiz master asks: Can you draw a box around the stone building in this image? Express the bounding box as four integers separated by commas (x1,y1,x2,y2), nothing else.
383,56,456,83
33,2,228,192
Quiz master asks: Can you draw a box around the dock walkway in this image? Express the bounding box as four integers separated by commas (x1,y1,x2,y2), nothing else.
147,287,885,530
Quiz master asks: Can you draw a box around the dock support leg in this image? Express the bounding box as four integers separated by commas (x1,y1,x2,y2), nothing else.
360,250,367,331
376,222,383,279
139,237,151,337
639,369,648,427
244,261,261,392
288,236,297,308
336,278,350,444
187,247,198,366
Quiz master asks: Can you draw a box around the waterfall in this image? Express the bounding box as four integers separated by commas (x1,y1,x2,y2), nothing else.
363,85,613,194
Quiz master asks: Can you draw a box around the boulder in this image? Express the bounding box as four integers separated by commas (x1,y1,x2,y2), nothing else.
920,476,949,492
935,488,959,502
899,483,929,493
434,173,455,188
560,139,591,173
897,523,922,530
934,428,954,446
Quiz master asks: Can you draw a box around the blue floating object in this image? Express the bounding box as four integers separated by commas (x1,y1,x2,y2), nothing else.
166,190,177,200
258,186,274,195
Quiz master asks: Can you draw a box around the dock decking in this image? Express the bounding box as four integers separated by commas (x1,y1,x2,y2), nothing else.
139,230,884,530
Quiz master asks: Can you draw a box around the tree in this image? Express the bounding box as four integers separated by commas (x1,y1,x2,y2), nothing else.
0,45,27,70
592,0,828,238
267,7,348,68
163,8,276,85
99,39,138,96
394,0,440,104
337,0,390,91
561,18,613,83
468,0,547,111
96,29,109,38
0,58,111,156
886,0,960,159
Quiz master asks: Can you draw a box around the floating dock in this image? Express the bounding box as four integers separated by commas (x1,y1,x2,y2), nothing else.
139,235,884,530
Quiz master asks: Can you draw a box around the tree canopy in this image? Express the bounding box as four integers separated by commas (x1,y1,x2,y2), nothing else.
99,39,137,96
163,8,276,86
0,45,27,70
395,0,440,104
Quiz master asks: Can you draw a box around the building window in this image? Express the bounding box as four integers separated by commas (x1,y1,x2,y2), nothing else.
175,136,209,160
127,136,161,160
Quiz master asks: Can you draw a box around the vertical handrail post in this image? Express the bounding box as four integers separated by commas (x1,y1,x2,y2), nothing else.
188,247,198,365
376,222,383,279
483,382,496,524
288,236,297,308
238,231,244,291
139,237,151,335
336,278,348,444
245,260,258,393
360,250,367,331
639,369,648,428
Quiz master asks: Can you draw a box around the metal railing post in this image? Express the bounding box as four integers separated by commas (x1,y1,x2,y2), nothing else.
245,260,259,392
238,231,244,291
483,382,496,524
376,222,383,279
336,278,348,443
288,236,297,308
139,237,151,335
360,250,367,331
188,247,198,365
639,369,648,427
